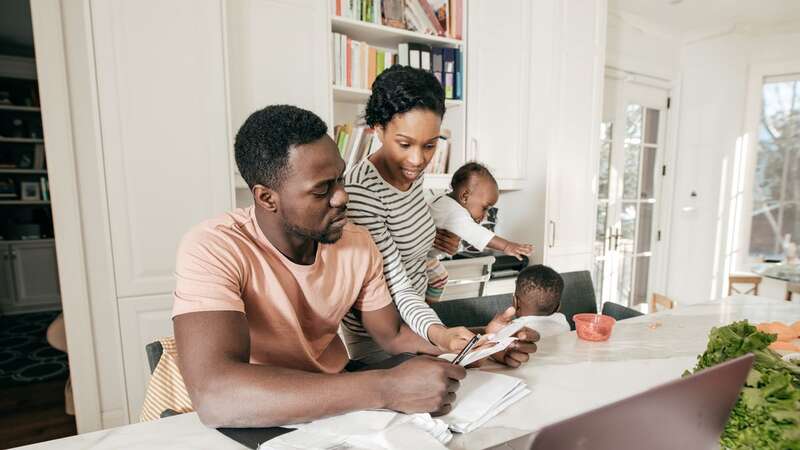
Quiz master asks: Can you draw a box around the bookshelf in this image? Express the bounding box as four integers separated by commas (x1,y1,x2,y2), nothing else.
0,56,54,241
329,1,467,191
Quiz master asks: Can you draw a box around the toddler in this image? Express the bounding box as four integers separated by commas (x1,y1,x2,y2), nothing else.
512,264,570,338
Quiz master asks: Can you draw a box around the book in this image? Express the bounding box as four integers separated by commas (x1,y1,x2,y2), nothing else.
398,43,409,66
407,0,438,35
382,0,405,28
417,0,445,36
408,43,431,70
444,72,454,99
428,0,450,36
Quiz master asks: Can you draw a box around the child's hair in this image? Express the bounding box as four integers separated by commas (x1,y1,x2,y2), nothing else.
450,162,497,192
515,265,564,315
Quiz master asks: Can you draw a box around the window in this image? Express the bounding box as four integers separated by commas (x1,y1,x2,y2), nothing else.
749,76,800,259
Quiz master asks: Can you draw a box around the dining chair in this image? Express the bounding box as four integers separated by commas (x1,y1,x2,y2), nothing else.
142,337,192,421
727,274,762,296
560,271,598,330
649,293,675,313
786,283,800,302
601,301,644,321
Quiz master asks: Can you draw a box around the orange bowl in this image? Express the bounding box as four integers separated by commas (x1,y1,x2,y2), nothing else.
573,313,616,341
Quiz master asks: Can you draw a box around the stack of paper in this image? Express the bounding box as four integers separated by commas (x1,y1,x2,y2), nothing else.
260,410,451,450
440,370,530,433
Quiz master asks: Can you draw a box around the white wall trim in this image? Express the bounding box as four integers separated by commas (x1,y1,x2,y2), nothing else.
29,0,103,432
731,59,800,277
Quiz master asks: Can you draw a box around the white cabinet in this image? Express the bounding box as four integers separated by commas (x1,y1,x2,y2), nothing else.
90,0,233,299
227,0,332,207
466,0,531,188
542,0,607,273
118,295,174,422
0,240,61,314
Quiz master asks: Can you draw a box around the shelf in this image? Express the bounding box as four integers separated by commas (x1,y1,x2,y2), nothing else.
0,200,51,205
0,169,47,174
333,86,463,107
0,137,44,144
332,16,463,48
0,105,40,112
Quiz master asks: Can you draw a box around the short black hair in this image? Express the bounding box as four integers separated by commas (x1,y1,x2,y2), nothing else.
516,265,564,314
234,105,328,189
365,65,446,128
450,162,497,191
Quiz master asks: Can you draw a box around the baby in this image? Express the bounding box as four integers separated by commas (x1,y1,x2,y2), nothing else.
512,264,570,338
429,162,533,260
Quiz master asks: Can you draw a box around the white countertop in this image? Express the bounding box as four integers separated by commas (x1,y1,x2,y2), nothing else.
17,295,800,450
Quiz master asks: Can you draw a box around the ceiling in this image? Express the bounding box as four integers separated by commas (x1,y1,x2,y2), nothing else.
0,0,34,57
609,0,800,39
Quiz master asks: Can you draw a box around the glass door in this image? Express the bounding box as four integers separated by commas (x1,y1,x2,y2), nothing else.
594,77,668,307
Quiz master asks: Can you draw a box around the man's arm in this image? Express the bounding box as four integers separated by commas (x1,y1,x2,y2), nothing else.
175,311,465,428
361,303,442,356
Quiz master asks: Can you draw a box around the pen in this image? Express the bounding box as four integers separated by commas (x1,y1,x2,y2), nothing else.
452,334,481,365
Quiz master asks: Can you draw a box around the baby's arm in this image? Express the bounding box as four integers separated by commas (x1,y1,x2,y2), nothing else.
487,236,534,260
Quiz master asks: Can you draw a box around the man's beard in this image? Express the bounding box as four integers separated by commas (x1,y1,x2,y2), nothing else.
282,220,342,244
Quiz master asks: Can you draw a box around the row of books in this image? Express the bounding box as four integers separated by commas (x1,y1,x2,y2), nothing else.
332,33,396,91
333,0,463,40
332,34,463,99
334,123,450,175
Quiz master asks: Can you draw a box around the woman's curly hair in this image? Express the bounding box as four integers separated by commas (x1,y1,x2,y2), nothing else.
365,65,446,128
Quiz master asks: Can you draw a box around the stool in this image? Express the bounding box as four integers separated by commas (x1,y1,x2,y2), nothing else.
786,283,800,302
649,293,675,313
728,274,762,296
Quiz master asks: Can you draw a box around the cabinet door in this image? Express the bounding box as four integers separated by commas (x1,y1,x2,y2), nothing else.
0,244,14,312
226,0,332,130
10,241,61,308
118,295,174,422
543,0,607,272
90,0,233,298
466,0,531,184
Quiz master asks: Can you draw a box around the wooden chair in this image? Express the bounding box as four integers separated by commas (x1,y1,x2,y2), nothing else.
649,293,675,313
728,274,762,296
786,283,800,302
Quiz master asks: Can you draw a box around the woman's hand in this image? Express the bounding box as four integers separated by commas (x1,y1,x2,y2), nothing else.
503,242,534,261
428,324,475,353
434,228,461,255
485,307,540,368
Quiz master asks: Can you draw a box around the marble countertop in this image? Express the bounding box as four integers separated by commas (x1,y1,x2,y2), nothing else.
752,262,800,283
18,295,800,450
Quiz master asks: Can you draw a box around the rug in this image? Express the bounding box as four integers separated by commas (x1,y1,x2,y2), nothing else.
0,311,69,387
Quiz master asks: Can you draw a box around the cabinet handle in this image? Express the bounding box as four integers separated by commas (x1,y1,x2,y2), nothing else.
549,220,556,248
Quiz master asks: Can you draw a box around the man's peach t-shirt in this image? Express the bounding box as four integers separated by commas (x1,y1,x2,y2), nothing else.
172,207,392,374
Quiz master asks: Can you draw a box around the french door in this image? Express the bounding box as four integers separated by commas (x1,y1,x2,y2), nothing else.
594,76,669,307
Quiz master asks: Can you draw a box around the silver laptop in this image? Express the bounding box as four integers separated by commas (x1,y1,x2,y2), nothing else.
489,354,754,450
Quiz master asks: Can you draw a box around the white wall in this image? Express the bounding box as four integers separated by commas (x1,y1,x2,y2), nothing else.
666,31,800,303
605,13,681,81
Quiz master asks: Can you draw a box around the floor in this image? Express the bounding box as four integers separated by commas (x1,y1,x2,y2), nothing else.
0,312,75,448
0,379,76,448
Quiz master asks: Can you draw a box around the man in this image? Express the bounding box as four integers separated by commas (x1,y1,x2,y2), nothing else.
173,105,538,428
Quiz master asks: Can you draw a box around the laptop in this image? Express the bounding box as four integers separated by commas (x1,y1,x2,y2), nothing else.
489,354,754,450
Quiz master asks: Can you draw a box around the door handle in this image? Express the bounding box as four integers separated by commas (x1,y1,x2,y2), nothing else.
613,228,620,251
549,220,556,248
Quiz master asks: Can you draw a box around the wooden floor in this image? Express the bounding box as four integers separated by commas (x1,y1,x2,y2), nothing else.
0,379,76,449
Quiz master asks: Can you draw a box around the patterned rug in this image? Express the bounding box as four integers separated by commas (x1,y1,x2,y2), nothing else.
0,311,69,387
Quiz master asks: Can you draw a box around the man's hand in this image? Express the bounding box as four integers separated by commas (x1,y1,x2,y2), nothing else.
428,324,475,353
434,228,461,255
503,242,534,261
382,356,466,415
485,307,540,368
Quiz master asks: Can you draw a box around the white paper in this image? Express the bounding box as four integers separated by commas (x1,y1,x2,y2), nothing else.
440,370,529,433
494,314,571,340
439,337,517,367
259,410,450,450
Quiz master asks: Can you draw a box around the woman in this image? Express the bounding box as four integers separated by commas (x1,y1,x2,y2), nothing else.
341,65,513,363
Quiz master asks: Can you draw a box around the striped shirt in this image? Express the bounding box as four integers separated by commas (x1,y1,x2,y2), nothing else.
342,159,443,354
